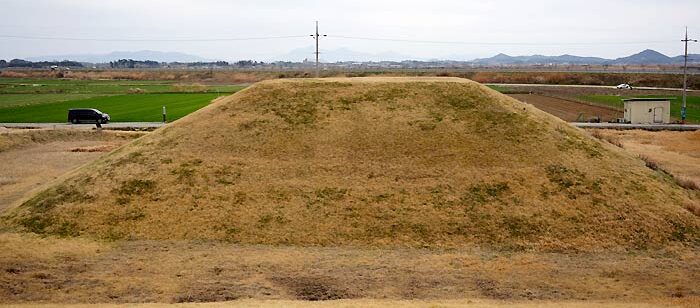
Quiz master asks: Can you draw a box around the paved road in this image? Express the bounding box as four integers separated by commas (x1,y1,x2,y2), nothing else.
487,83,698,92
0,122,164,130
572,122,700,131
3,122,699,132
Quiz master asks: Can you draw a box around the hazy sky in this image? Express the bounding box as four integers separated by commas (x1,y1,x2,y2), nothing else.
1,0,699,61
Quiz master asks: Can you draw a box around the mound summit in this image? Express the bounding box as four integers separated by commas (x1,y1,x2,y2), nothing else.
5,77,699,250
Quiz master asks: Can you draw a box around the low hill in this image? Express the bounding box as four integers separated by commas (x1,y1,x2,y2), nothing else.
610,49,673,65
3,78,698,251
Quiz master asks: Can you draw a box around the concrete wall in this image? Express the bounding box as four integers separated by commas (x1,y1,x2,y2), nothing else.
624,101,671,124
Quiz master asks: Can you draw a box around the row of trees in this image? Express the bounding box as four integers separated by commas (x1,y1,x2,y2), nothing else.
107,59,268,69
0,59,83,68
109,59,161,69
0,58,276,69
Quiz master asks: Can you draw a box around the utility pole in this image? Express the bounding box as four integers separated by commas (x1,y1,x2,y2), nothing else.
310,21,327,78
682,27,697,124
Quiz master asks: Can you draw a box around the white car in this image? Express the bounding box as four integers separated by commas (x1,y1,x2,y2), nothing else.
616,84,632,90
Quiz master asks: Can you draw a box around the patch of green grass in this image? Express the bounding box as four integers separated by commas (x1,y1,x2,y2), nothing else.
462,182,510,208
114,179,157,196
21,184,90,213
0,79,245,94
544,164,602,200
0,93,113,108
579,95,700,123
0,78,176,85
0,93,224,122
486,85,512,93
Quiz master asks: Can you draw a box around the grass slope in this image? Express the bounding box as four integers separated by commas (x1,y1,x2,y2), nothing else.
0,93,224,122
2,77,698,251
579,95,700,123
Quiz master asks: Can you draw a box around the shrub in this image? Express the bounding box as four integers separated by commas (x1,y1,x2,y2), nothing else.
173,83,209,93
639,155,662,172
589,130,623,148
684,203,700,217
675,177,699,191
128,87,146,94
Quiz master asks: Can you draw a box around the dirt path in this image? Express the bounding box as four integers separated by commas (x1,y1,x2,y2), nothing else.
509,94,622,122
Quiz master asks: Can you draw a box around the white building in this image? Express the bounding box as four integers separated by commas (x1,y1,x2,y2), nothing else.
623,98,672,124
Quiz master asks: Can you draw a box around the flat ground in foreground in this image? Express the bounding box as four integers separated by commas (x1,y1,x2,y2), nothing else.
0,128,698,306
0,233,698,305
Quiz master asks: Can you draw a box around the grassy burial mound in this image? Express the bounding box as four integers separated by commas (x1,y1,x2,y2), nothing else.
3,77,699,250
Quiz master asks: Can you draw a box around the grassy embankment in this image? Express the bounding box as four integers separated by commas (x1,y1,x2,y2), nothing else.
3,77,697,251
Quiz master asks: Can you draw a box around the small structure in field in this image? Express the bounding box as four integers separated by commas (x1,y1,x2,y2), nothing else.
623,98,671,124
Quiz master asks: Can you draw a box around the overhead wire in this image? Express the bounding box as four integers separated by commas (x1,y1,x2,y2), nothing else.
0,33,677,46
0,34,309,42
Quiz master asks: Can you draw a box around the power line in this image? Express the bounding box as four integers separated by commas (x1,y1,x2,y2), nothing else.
0,33,677,46
0,34,309,42
681,27,697,123
310,21,327,78
328,35,676,46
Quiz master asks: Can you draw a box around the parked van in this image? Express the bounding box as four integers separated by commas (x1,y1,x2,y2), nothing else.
68,108,110,124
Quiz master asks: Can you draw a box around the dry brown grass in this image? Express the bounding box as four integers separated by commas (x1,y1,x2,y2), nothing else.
2,69,698,89
586,129,700,217
0,129,145,152
1,78,698,251
69,145,120,153
676,177,700,191
7,300,699,308
0,232,698,305
685,203,700,217
589,129,624,148
0,129,144,210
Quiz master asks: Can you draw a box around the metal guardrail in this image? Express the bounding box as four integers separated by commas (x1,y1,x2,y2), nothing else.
0,122,164,130
572,122,700,131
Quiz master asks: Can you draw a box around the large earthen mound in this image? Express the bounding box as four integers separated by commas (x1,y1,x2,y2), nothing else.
4,78,698,250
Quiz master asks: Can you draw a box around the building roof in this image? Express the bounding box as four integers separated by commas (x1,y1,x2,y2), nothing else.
623,98,673,102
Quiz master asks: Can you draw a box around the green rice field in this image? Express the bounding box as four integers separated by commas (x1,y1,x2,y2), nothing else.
0,78,245,122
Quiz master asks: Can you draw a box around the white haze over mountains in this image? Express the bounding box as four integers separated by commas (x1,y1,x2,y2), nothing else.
1,0,699,61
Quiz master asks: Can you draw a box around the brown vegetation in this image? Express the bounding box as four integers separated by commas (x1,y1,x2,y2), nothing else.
2,69,698,89
589,129,700,217
2,78,698,251
589,129,624,148
0,233,698,305
0,129,144,210
0,129,144,153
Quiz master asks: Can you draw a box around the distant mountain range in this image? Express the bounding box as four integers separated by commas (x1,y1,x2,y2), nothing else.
26,50,212,63
471,49,700,65
274,47,417,62
16,48,700,65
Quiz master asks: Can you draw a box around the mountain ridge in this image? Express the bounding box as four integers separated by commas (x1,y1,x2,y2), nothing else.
25,50,212,63
13,49,700,65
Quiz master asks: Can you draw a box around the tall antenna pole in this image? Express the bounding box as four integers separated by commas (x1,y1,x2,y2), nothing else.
682,27,697,124
310,21,326,78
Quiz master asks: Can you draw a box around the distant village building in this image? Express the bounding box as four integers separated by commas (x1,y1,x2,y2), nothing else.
623,98,671,124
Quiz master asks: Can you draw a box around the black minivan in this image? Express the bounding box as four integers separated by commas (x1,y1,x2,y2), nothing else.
68,108,110,124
